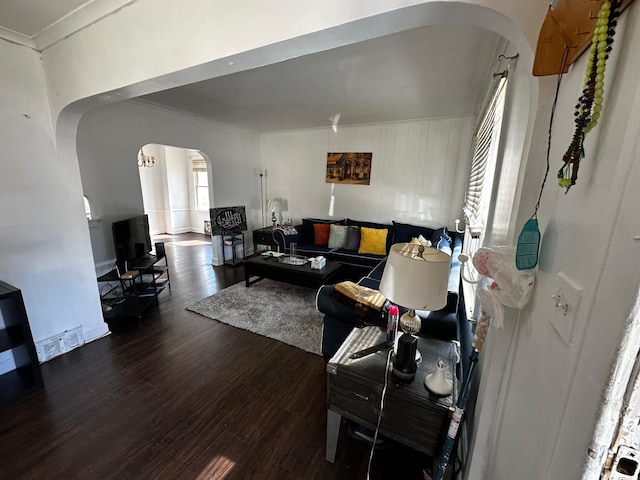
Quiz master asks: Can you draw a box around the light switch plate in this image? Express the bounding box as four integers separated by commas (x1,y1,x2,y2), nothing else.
550,272,582,345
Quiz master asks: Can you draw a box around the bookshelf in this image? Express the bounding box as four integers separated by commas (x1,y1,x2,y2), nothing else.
0,281,43,407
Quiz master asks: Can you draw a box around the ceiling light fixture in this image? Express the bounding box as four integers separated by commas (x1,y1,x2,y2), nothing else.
137,148,155,167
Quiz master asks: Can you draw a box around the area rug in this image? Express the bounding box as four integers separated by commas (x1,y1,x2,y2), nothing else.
186,280,323,355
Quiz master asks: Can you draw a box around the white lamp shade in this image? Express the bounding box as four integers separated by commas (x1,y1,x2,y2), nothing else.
267,199,281,213
379,243,451,311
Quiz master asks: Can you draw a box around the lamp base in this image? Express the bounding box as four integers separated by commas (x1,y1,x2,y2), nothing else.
392,334,418,383
399,309,421,336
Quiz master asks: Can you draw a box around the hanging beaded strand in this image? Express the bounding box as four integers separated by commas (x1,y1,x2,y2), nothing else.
558,0,621,192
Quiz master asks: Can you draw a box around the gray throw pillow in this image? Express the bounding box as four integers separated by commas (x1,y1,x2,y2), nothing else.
328,225,348,249
344,226,361,251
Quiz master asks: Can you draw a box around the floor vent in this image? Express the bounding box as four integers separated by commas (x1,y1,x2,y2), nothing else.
36,326,85,362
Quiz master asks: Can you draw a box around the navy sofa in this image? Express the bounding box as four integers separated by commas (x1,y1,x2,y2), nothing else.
315,232,473,381
273,218,442,269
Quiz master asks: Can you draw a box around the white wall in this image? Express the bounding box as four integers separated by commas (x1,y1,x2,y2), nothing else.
262,117,474,228
163,145,191,234
138,143,167,235
0,41,108,350
482,7,640,479
76,101,261,269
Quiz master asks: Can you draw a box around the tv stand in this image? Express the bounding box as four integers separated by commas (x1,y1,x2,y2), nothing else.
98,242,170,330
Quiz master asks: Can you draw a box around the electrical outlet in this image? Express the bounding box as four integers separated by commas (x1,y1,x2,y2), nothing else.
550,272,582,345
612,446,640,480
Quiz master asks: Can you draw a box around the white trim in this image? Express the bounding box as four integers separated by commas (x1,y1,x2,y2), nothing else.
128,98,261,134
83,322,111,343
36,0,136,51
169,227,192,234
0,26,37,49
0,0,134,52
95,258,116,276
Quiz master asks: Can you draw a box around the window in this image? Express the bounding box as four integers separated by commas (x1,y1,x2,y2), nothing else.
463,76,508,238
192,158,209,210
460,75,508,316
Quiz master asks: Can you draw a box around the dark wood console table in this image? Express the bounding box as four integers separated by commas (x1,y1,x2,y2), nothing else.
326,326,458,464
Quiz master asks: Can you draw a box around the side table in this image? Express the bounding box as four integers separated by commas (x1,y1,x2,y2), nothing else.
326,326,458,464
252,226,278,253
223,231,244,266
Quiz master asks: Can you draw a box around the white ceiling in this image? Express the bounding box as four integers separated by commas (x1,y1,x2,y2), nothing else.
0,1,506,133
140,24,504,133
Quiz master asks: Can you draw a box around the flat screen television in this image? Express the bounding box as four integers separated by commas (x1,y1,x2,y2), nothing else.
112,214,152,270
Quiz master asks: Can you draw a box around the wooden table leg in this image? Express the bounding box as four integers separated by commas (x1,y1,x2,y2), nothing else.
326,409,341,463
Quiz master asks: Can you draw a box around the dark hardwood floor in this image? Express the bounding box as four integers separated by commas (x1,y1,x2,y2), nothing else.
0,233,429,479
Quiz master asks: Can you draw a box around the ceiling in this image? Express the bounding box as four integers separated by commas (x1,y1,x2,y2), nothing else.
0,1,506,133
141,24,504,133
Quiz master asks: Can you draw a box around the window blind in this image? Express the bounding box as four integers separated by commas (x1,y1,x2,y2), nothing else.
192,158,207,172
463,76,508,229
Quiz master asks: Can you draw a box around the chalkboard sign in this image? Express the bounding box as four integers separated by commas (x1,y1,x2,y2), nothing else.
210,206,247,234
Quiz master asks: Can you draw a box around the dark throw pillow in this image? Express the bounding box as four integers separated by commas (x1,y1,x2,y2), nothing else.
344,226,361,251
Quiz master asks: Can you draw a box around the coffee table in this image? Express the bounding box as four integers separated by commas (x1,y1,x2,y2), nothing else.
244,254,343,289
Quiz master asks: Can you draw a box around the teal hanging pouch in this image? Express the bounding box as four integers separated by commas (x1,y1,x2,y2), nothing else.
515,218,540,270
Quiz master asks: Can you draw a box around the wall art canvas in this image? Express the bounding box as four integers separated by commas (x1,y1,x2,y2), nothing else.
210,206,247,234
326,152,373,185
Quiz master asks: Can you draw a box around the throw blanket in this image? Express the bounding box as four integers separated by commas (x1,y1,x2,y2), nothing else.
275,225,298,235
333,281,388,328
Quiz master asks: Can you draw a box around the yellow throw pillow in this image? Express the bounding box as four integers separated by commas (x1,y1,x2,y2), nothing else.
358,227,388,255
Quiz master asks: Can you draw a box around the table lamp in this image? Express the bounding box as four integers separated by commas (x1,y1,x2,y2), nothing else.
379,243,451,382
266,199,282,227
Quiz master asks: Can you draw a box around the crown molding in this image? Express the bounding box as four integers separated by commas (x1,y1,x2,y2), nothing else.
0,26,37,50
126,98,262,135
0,0,135,52
36,0,136,51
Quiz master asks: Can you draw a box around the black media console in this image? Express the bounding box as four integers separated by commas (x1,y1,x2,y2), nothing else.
98,242,170,331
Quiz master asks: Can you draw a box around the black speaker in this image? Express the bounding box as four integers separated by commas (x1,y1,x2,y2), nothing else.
134,242,146,258
155,242,166,259
115,245,127,273
392,334,418,383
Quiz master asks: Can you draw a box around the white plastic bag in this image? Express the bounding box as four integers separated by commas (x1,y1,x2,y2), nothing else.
473,246,535,327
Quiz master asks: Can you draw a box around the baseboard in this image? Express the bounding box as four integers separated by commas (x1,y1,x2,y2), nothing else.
168,227,192,234
84,322,110,343
95,258,116,277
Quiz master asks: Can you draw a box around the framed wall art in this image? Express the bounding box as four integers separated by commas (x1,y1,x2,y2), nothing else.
209,206,247,234
326,152,373,185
